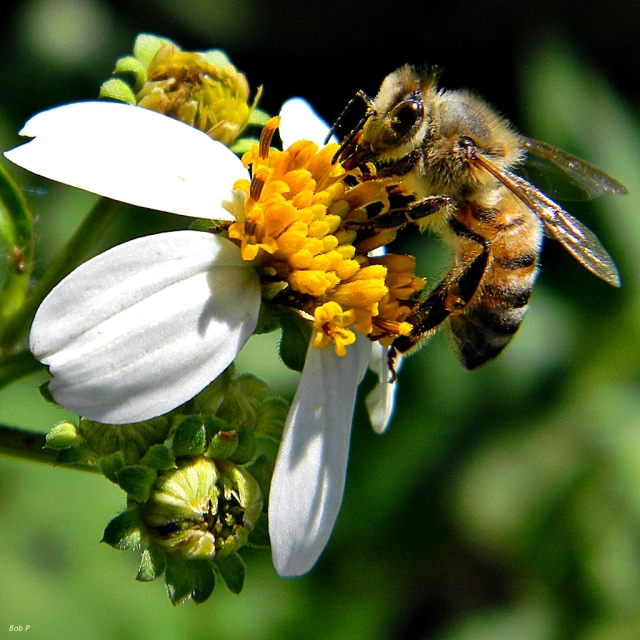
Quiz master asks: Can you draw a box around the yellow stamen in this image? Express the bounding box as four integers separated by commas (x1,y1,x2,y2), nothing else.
226,121,424,355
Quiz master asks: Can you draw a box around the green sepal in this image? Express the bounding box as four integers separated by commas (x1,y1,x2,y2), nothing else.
215,552,245,595
243,454,275,502
228,426,256,465
139,444,175,470
253,303,283,335
279,311,312,372
102,508,145,551
99,78,137,105
248,108,271,126
191,560,216,604
100,451,125,484
165,557,216,606
192,367,232,414
171,416,206,458
205,426,239,460
186,218,231,234
256,396,289,442
133,33,174,68
230,136,259,156
0,162,34,327
116,465,158,502
45,421,82,450
247,513,270,548
216,374,268,464
136,543,166,582
38,381,57,406
55,445,92,466
113,55,148,90
200,49,232,67
79,416,171,465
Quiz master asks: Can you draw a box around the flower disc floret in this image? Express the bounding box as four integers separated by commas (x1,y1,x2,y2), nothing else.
227,118,418,356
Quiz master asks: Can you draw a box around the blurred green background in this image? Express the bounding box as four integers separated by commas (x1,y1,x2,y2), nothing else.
1,1,640,638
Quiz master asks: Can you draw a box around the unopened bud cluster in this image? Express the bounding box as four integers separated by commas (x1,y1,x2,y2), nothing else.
45,367,285,604
100,33,267,147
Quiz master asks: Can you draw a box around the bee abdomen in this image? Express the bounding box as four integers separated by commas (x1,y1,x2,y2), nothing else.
450,281,533,370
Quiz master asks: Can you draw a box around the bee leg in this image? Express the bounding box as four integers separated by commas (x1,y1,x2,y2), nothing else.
373,195,458,230
392,217,491,356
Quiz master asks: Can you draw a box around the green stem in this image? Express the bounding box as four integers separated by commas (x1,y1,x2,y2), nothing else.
0,423,101,473
0,197,125,350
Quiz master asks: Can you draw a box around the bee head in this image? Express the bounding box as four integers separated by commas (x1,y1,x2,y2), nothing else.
342,65,438,168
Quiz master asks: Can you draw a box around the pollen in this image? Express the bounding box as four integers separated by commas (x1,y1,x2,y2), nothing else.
228,117,425,355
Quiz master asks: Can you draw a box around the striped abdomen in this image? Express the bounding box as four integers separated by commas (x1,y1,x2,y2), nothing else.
449,194,543,369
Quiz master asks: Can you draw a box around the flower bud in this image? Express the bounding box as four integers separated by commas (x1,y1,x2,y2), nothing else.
99,33,265,145
141,456,262,560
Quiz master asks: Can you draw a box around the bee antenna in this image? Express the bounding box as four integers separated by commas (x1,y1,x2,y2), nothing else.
324,89,374,145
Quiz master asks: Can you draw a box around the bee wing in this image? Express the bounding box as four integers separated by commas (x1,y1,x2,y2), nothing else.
501,168,621,287
522,138,628,200
473,148,620,287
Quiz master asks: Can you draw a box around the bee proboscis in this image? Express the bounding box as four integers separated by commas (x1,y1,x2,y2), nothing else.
330,65,627,369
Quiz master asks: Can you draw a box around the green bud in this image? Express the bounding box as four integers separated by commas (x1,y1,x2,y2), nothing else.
116,465,157,502
141,457,262,561
205,427,239,459
171,415,206,458
45,421,82,450
99,33,264,146
103,508,146,551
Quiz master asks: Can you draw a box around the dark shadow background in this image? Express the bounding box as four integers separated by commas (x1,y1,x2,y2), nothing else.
1,1,640,639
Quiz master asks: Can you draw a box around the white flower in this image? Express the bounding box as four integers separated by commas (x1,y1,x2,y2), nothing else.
5,98,398,575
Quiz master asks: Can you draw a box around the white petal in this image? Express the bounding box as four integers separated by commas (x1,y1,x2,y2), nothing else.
5,101,248,220
269,336,370,576
365,342,400,434
279,98,334,149
30,230,260,424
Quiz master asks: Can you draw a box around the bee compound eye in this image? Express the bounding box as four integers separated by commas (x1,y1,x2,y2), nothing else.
390,100,422,138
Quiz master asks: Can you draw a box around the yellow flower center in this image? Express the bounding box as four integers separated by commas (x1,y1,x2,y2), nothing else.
227,117,425,356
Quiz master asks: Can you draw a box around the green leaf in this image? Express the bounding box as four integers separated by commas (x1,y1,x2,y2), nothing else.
102,509,145,550
45,421,82,450
136,543,166,582
139,444,175,470
279,312,312,372
171,416,206,458
215,552,246,594
0,162,33,328
116,465,157,502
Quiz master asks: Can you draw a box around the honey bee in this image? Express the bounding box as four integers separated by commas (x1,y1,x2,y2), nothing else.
331,65,627,369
